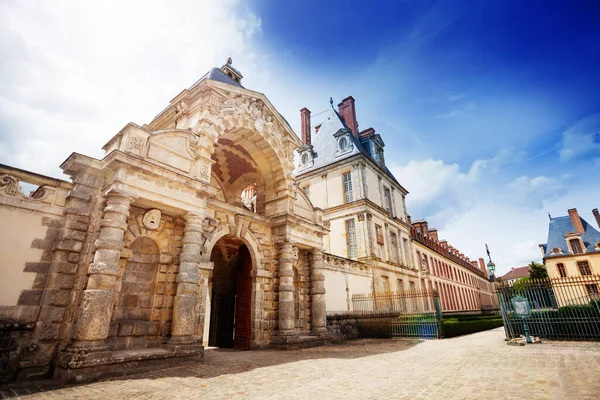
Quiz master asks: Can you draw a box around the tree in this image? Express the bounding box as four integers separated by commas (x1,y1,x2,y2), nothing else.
528,261,548,279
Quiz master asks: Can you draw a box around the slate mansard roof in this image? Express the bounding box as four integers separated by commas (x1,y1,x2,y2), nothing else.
542,215,600,258
294,106,401,186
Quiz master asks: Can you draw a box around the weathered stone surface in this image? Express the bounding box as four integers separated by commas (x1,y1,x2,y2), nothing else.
73,290,115,341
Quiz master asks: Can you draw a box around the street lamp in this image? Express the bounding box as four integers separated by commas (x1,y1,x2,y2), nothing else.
485,243,496,282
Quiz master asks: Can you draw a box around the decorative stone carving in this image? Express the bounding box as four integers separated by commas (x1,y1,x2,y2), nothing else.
127,137,145,155
358,213,365,221
142,209,162,230
0,175,25,198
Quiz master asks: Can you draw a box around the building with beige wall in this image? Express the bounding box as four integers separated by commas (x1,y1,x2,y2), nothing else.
540,208,600,303
294,97,496,314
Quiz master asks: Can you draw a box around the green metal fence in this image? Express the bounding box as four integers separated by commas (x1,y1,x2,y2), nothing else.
495,275,600,340
351,290,441,339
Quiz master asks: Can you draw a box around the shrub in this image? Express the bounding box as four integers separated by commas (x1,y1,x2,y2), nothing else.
442,318,504,338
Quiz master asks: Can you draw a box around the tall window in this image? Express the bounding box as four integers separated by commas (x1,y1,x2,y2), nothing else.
577,261,592,276
570,239,583,254
403,238,410,267
389,232,399,264
343,172,353,203
346,219,357,258
383,187,392,215
557,263,567,278
397,279,404,293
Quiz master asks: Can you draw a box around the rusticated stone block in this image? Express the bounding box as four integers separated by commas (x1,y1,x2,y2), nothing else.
53,262,79,274
73,289,114,341
24,262,50,274
67,253,80,263
42,217,62,228
64,219,89,232
31,238,54,251
32,274,48,289
48,273,76,289
18,290,44,306
54,239,83,252
39,306,66,322
44,289,71,306
35,322,60,341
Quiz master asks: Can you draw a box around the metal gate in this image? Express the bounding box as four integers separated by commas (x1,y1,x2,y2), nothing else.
495,276,600,340
208,282,235,348
351,290,441,339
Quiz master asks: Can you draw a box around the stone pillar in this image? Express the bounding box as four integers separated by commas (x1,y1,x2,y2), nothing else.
277,241,295,336
170,212,203,344
311,249,327,334
73,191,134,343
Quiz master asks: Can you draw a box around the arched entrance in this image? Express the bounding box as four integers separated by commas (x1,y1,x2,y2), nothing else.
208,235,253,350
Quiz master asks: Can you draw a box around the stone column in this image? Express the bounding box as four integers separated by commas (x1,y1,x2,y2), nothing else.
73,191,134,343
311,248,327,334
277,241,295,336
170,212,203,344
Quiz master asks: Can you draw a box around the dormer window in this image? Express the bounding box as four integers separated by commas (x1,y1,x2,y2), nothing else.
334,129,353,157
296,144,314,172
373,143,385,167
569,238,584,254
551,247,563,255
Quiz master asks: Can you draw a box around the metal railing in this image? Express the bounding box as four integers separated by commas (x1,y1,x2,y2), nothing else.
495,275,600,340
351,290,441,339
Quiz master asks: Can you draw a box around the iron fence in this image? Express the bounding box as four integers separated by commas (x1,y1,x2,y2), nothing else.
351,290,441,339
495,275,600,340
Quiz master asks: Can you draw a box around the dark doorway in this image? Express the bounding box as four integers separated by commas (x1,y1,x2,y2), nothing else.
208,238,252,350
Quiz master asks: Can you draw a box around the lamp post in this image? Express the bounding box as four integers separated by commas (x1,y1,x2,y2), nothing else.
485,243,496,282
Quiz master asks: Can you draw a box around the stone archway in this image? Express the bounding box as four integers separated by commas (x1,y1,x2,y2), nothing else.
207,235,253,350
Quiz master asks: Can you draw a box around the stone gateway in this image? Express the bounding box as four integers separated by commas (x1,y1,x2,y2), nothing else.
0,61,328,383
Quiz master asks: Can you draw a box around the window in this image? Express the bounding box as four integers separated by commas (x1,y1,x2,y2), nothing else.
403,238,410,267
339,137,349,151
389,232,399,264
397,279,404,293
301,185,310,197
375,224,384,244
383,187,392,215
577,261,592,276
570,239,583,254
301,153,309,165
346,219,357,258
557,263,567,278
586,284,599,296
343,172,353,203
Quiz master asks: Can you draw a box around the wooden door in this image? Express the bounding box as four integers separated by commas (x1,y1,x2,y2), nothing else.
234,245,252,350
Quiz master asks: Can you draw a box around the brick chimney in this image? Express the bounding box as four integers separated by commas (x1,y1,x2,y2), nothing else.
439,240,448,248
471,261,479,269
428,228,438,241
359,127,375,140
412,220,429,236
300,107,311,145
478,258,486,272
568,208,585,233
593,208,600,229
338,96,358,138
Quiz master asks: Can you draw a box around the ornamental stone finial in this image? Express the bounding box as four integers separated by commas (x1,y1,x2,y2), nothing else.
227,56,233,64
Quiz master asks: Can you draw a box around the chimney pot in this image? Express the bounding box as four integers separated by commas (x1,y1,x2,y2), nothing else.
300,107,311,145
593,208,600,229
568,208,585,234
428,228,439,242
337,96,358,138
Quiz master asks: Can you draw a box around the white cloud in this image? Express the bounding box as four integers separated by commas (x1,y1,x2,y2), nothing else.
0,0,263,178
559,113,600,161
389,151,586,275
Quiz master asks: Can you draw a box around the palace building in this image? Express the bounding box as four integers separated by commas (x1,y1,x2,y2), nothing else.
0,61,495,383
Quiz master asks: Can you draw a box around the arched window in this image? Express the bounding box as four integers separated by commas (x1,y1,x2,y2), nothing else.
241,183,257,212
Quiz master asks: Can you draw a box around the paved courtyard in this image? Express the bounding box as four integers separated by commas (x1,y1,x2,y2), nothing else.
2,328,600,399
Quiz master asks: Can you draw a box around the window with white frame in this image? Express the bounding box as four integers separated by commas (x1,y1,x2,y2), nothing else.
389,232,399,264
346,219,357,258
383,187,392,215
343,172,353,203
577,260,592,276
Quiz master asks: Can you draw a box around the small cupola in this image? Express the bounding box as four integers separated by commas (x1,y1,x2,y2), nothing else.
220,57,243,84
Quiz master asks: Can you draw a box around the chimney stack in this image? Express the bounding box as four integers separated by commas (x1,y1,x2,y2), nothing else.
412,220,429,236
439,240,448,248
428,228,439,241
300,107,311,145
593,208,600,229
478,258,486,272
568,208,585,233
337,96,358,138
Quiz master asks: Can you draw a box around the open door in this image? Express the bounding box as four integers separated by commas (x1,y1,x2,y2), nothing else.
234,245,252,350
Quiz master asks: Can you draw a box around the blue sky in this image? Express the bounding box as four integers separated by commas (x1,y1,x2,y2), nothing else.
1,0,599,274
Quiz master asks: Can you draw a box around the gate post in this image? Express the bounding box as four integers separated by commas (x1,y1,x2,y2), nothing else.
434,292,443,339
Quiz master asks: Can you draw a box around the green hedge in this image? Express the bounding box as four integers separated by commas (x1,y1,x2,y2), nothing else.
442,317,504,338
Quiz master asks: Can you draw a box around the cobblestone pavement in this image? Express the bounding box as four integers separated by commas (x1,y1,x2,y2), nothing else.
2,328,600,399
